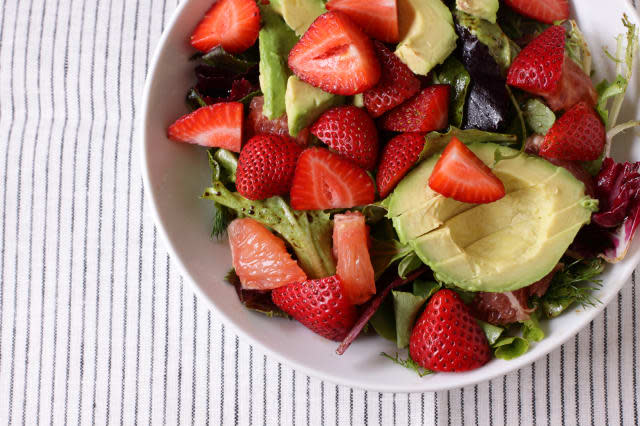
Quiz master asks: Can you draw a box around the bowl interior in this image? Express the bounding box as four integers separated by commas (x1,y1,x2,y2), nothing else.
141,0,640,392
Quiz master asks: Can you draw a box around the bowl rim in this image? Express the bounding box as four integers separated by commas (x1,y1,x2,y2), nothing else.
140,0,640,393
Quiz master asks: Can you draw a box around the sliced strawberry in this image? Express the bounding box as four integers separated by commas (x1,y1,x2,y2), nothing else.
380,85,450,133
504,0,569,24
333,212,376,305
428,137,506,204
245,96,310,146
190,0,260,53
290,147,376,210
539,102,606,161
544,56,598,111
236,135,304,200
272,275,358,341
310,106,379,170
228,218,307,290
410,289,491,372
325,0,399,43
376,133,425,198
167,102,243,152
507,26,566,97
363,41,421,118
288,11,381,96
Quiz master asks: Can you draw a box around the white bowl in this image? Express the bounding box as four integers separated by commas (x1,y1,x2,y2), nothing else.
141,0,640,392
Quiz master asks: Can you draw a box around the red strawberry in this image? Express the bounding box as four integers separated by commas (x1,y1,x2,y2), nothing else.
380,85,450,133
310,106,379,170
290,147,376,210
504,0,569,24
409,289,491,372
325,0,399,43
228,218,307,290
544,56,598,112
428,137,506,204
288,11,381,96
245,96,310,146
190,0,260,53
376,133,424,198
507,26,566,97
167,102,243,152
363,41,421,118
236,135,304,200
272,275,358,341
539,102,606,161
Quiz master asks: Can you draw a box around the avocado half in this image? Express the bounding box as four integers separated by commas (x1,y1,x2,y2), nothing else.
387,143,595,293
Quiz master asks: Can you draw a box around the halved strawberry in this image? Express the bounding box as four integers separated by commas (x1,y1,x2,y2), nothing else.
228,218,307,290
310,106,379,170
507,25,566,97
333,212,376,305
290,147,376,210
539,102,606,161
190,0,260,53
245,96,310,146
272,275,357,341
544,56,598,111
325,0,399,43
428,137,505,204
167,102,243,152
376,133,425,198
504,0,569,24
288,11,381,96
380,85,450,133
363,41,421,118
236,135,303,200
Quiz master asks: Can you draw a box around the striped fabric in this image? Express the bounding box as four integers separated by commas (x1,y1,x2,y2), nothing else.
0,0,638,425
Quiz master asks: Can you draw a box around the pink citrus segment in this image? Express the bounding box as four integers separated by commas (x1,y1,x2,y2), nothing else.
332,211,376,305
228,218,307,290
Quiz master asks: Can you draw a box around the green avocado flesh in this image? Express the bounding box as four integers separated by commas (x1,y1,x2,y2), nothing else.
456,0,499,24
387,143,594,292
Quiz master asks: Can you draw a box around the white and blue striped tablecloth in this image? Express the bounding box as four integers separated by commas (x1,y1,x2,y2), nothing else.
0,0,638,424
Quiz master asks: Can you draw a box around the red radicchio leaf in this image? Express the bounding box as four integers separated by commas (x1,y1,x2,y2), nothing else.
336,268,427,355
583,157,640,262
195,64,259,102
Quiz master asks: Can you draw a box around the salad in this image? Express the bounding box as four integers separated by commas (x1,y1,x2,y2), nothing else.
166,0,640,374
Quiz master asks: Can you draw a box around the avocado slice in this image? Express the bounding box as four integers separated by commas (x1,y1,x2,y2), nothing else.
259,6,299,120
456,0,499,24
285,76,344,136
395,0,458,76
273,0,326,36
388,143,595,292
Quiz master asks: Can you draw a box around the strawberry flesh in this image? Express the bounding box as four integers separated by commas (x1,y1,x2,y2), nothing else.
376,133,425,198
380,85,450,133
290,147,376,210
428,137,505,204
310,106,379,170
504,0,569,24
410,289,491,372
167,102,243,152
236,135,304,200
363,41,421,118
272,275,358,341
190,0,260,53
245,96,310,146
539,101,606,161
288,11,381,96
326,0,399,43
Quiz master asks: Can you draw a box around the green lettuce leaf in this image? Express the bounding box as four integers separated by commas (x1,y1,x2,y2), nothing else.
369,296,397,342
493,336,529,360
566,20,592,75
477,320,504,345
413,280,441,299
434,57,470,127
522,98,555,135
397,252,424,279
521,312,545,342
370,238,413,280
392,290,429,348
202,151,335,278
